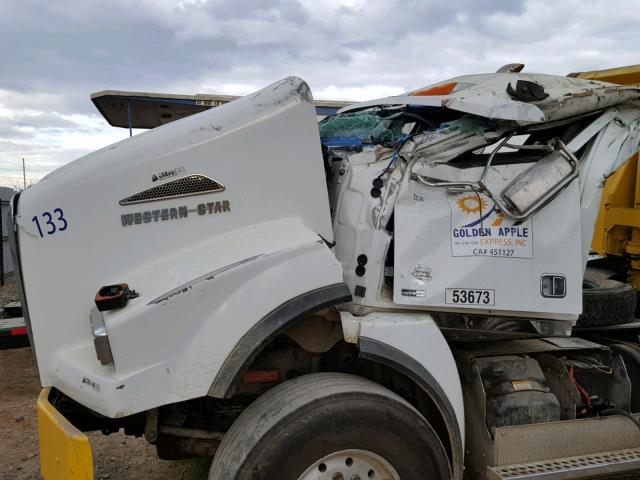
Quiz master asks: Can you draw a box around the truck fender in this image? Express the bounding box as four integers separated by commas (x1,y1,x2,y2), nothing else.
209,283,352,398
342,311,464,480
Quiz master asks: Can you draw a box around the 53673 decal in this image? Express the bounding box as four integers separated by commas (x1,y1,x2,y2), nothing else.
31,208,68,237
445,288,495,305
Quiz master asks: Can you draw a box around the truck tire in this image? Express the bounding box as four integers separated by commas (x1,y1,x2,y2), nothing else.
577,268,636,327
208,372,451,480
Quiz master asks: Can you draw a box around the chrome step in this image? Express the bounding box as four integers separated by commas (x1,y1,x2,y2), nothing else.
487,447,640,479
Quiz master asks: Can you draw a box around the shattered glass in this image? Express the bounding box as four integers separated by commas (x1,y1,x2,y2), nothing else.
319,111,406,146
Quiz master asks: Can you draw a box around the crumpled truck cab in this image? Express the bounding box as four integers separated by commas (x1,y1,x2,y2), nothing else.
323,73,640,322
12,67,640,480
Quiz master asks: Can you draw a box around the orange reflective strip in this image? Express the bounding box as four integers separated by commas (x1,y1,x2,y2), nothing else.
412,82,457,96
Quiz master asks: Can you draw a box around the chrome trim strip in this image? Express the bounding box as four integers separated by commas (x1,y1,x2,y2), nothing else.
90,307,113,365
148,254,264,305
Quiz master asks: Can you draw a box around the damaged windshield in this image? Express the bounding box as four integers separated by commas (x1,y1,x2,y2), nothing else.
319,110,405,146
319,106,466,148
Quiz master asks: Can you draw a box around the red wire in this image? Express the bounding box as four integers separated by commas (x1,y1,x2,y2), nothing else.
569,366,592,408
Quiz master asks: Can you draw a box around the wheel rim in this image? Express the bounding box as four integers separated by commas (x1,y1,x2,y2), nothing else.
296,448,401,480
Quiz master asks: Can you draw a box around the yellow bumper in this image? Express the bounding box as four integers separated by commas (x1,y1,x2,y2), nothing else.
37,388,94,480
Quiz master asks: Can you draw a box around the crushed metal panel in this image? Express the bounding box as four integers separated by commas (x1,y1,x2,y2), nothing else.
338,92,545,123
339,72,640,125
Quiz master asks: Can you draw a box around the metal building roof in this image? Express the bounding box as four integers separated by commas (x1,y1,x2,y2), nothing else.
91,90,350,130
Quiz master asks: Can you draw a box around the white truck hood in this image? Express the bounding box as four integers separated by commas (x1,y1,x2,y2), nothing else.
14,76,337,404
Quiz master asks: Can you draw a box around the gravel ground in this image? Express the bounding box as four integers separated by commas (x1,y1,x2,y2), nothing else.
0,279,210,480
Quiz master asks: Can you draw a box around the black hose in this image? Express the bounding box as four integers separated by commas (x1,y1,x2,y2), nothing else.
609,343,640,369
605,343,640,427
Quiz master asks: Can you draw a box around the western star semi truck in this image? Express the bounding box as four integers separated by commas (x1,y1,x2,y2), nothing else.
11,65,640,479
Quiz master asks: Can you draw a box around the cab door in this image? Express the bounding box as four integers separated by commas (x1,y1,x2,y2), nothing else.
393,159,583,320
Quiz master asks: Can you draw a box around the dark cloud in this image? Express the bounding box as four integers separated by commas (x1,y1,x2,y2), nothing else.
0,9,202,112
0,0,528,111
0,0,638,185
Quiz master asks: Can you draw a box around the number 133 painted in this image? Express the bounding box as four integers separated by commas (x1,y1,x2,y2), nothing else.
32,209,68,237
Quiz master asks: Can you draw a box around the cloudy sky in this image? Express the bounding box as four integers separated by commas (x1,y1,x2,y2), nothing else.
0,0,638,187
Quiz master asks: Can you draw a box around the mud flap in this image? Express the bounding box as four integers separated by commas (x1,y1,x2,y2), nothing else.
37,388,94,479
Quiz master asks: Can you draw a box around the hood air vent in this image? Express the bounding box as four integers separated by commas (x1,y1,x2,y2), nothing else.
120,175,225,206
